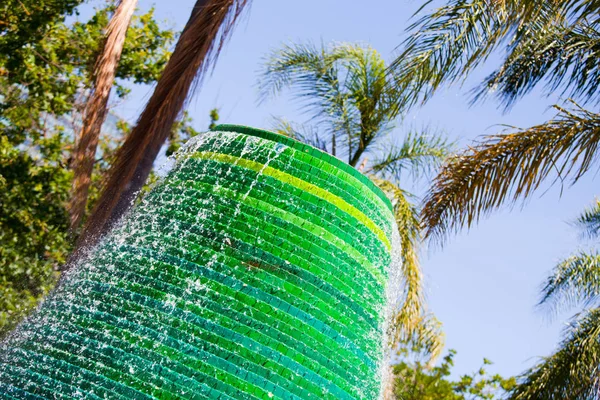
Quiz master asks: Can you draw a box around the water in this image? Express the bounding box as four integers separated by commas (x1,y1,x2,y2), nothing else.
379,223,404,400
0,125,397,399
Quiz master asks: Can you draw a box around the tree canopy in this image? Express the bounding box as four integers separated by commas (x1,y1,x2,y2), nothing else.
0,0,177,334
393,348,515,400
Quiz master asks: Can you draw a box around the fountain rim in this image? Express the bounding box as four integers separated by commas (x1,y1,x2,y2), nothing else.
213,124,393,212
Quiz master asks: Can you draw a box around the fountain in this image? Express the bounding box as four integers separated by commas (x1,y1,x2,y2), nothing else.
0,125,395,399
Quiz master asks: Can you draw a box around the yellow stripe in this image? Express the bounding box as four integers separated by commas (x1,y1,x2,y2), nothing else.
192,151,392,251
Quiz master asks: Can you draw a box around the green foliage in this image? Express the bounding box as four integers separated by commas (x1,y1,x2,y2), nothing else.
208,107,220,130
473,5,600,108
0,0,82,58
0,135,71,334
1,4,175,142
0,1,178,334
508,308,600,400
394,349,515,399
370,129,454,184
402,1,600,394
401,1,600,393
260,42,449,167
574,198,600,239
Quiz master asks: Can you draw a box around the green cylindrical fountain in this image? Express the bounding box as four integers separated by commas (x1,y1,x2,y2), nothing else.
0,125,395,399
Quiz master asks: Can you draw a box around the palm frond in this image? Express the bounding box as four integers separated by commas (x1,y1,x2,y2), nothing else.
539,251,600,313
371,176,444,363
333,44,406,165
398,312,445,367
270,117,331,153
391,0,516,107
494,0,600,22
369,127,453,183
68,0,138,233
560,0,600,20
258,42,361,160
258,43,348,117
258,42,325,99
508,307,600,400
78,0,251,248
474,18,600,107
259,42,410,166
421,103,600,242
575,198,600,239
392,0,567,108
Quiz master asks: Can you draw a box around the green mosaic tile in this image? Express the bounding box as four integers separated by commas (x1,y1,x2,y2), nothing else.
78,256,374,386
212,125,391,212
175,133,390,237
0,125,394,400
187,136,392,235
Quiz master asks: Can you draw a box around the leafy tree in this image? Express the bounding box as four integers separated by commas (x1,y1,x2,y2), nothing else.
394,349,515,399
386,0,600,242
258,42,454,360
0,0,82,59
1,5,174,139
0,135,71,333
507,199,600,399
0,2,177,334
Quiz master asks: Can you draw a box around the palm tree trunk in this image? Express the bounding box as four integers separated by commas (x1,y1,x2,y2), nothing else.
75,0,250,251
68,0,138,232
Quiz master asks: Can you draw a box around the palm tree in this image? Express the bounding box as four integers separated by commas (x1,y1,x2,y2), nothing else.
68,0,138,233
258,42,453,360
509,199,600,399
386,0,600,242
389,0,600,394
75,0,250,250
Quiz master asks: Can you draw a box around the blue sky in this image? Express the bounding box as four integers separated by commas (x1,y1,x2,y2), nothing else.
80,0,599,379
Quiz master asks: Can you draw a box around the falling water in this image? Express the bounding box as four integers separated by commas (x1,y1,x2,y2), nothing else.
378,223,404,400
0,125,397,399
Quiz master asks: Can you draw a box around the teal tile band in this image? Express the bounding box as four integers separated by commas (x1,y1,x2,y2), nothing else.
0,125,395,399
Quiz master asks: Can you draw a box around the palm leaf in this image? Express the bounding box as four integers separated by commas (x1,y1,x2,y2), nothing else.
474,18,600,108
392,0,579,108
258,42,406,166
575,198,600,239
391,0,527,107
371,176,444,363
539,251,600,313
258,42,350,122
68,0,138,233
508,307,600,400
77,0,250,248
368,127,453,183
421,103,600,242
